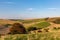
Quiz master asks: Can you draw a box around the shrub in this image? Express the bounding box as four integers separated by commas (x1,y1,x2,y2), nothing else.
27,27,37,32
8,23,27,34
53,27,60,30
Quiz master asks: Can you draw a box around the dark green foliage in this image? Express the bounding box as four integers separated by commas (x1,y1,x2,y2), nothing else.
8,23,27,34
27,27,37,31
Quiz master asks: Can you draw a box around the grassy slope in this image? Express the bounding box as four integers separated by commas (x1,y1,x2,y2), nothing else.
1,32,60,40
0,17,60,28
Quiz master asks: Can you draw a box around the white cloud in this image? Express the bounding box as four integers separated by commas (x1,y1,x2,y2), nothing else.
27,8,33,11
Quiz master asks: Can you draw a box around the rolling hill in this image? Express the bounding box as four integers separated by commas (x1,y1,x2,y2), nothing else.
0,17,60,35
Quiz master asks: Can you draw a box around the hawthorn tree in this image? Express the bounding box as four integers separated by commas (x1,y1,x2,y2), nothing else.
8,23,27,34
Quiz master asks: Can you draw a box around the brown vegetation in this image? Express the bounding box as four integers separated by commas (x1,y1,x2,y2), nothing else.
8,23,27,34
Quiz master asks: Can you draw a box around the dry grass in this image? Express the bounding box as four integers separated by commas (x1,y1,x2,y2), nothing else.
0,32,60,40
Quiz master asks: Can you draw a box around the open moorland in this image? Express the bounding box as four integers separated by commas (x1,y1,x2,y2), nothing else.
0,17,60,40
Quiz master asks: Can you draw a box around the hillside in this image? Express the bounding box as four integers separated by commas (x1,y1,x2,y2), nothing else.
0,19,21,24
0,17,60,27
0,17,60,34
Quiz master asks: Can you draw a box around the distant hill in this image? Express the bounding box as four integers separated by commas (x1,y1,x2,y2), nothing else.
0,19,21,25
0,17,60,24
0,17,60,34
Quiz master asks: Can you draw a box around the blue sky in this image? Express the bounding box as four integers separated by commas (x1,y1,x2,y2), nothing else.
0,0,60,19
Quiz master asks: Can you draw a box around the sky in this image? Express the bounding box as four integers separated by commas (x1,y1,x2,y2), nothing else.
0,0,60,19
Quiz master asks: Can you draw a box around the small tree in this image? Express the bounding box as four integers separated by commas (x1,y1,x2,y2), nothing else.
8,23,27,34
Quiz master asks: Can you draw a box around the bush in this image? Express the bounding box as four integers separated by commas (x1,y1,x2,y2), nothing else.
33,22,51,28
53,27,60,30
27,27,37,32
8,23,27,34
